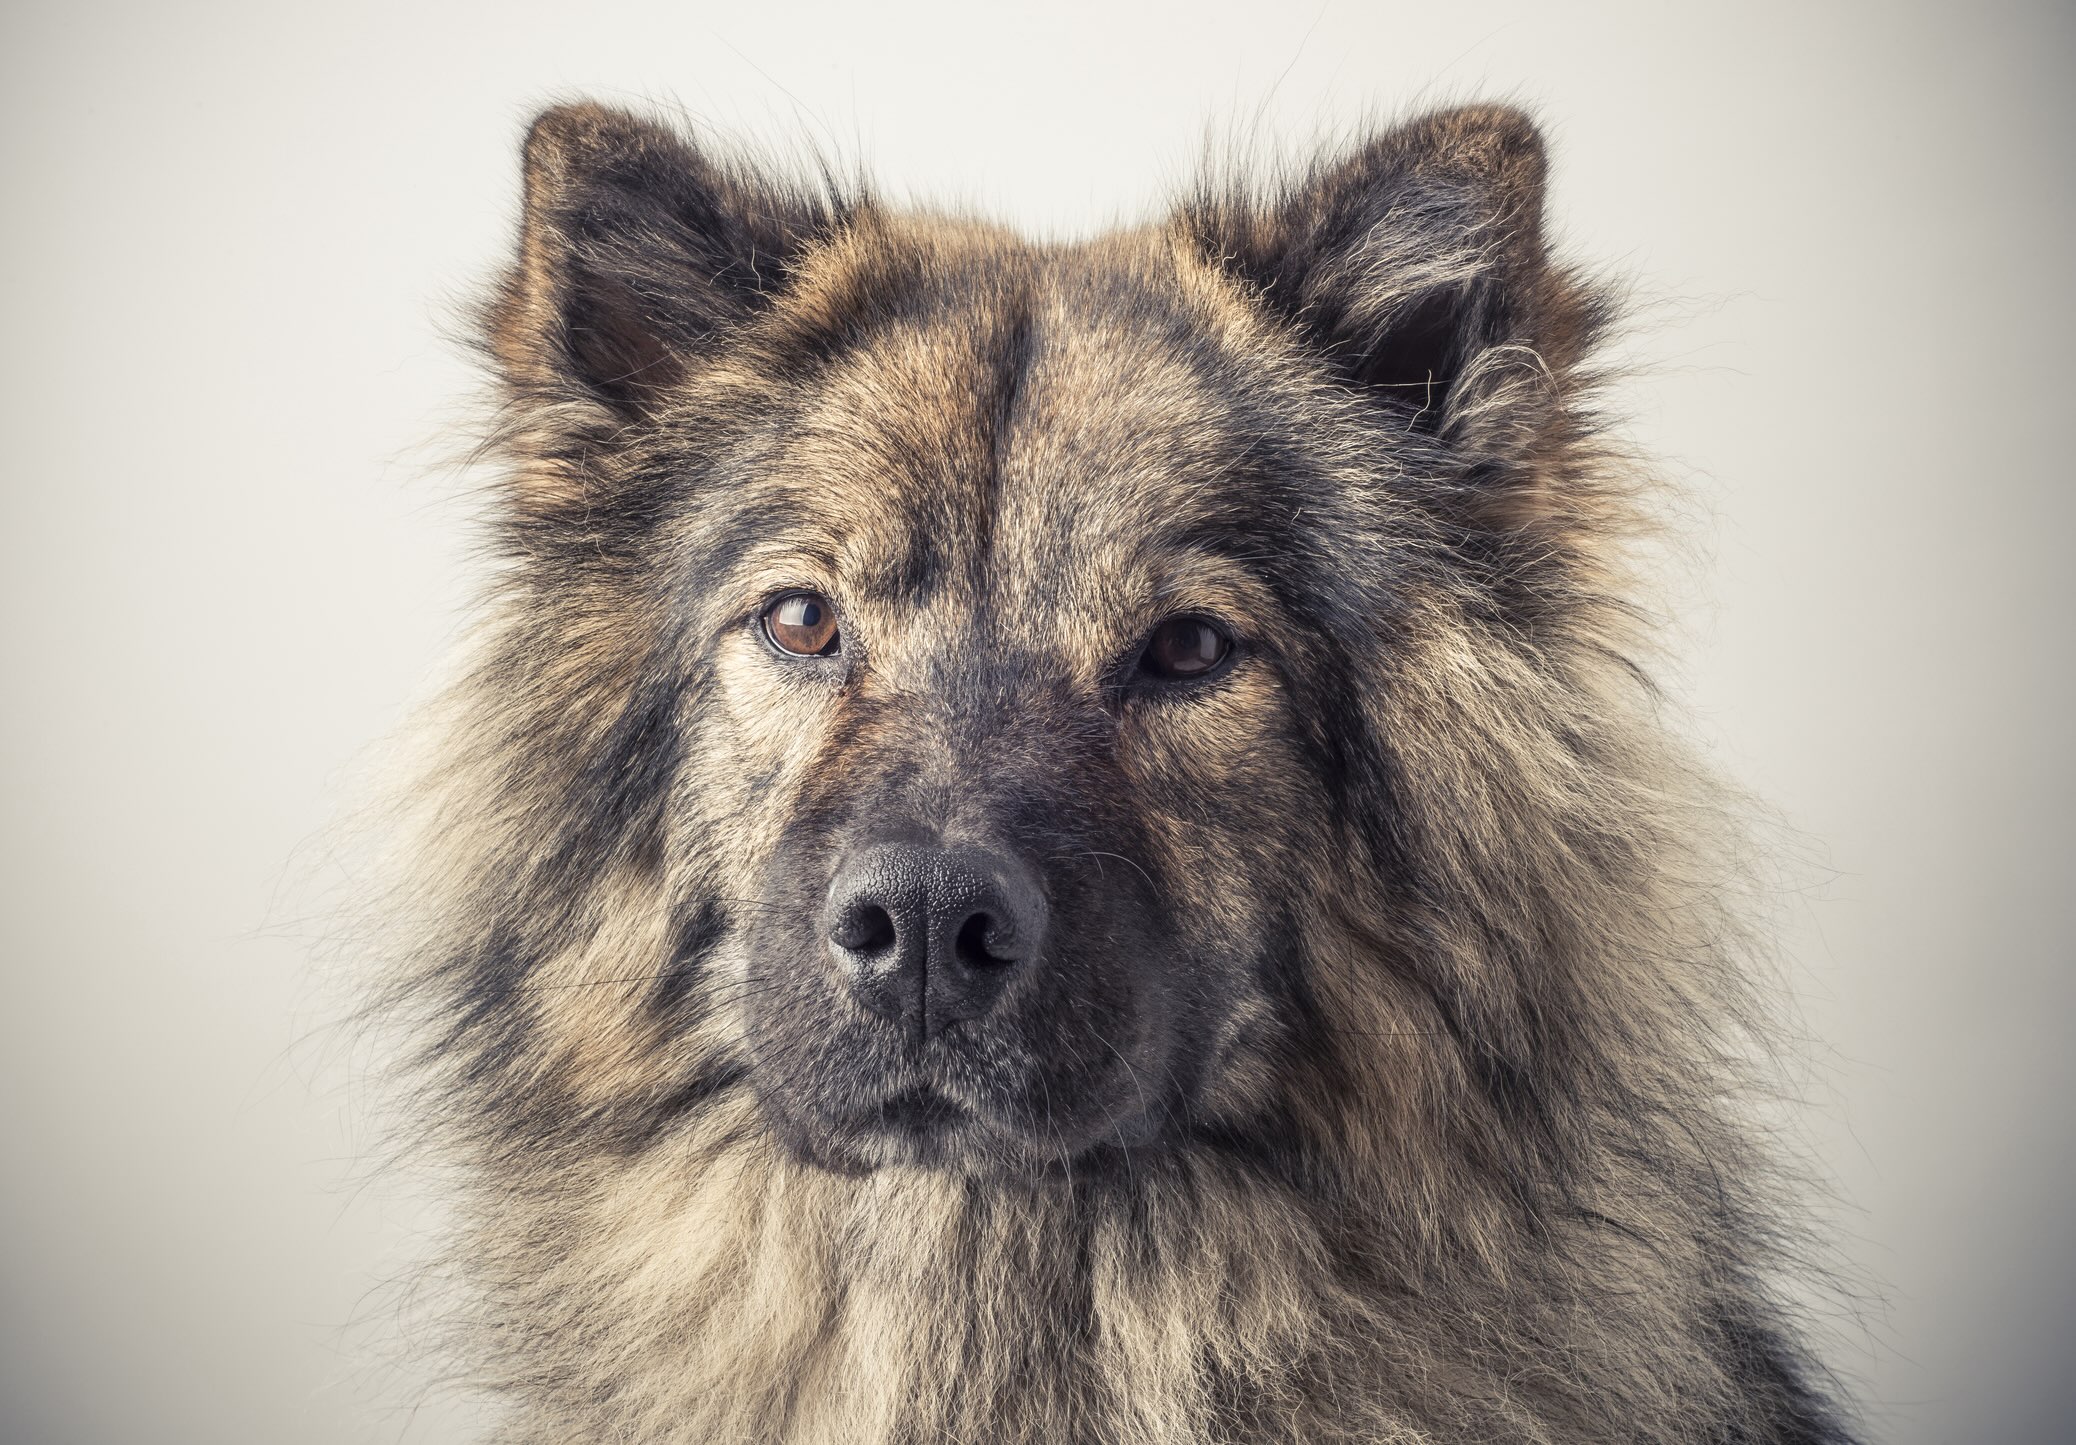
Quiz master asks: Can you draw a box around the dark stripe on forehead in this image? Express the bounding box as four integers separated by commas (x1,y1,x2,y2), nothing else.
816,288,1040,612
972,294,1036,579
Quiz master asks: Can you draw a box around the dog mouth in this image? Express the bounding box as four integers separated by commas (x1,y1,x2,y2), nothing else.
867,1086,968,1137
806,1086,982,1171
759,1062,1179,1176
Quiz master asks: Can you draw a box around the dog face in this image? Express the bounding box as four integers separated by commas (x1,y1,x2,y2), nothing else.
689,233,1347,1172
453,102,1598,1177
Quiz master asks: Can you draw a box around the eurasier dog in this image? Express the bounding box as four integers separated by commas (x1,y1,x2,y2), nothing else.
378,100,1856,1443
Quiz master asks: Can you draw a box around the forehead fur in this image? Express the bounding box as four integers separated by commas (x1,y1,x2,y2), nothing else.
658,214,1355,666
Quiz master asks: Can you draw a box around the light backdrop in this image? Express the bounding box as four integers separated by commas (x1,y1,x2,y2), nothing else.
2,3,2070,1441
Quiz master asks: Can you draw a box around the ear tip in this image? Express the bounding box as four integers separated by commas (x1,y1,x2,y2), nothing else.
1413,102,1548,183
521,100,665,186
1423,102,1542,141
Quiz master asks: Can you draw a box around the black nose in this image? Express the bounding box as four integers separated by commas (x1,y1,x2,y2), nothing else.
826,842,1047,1040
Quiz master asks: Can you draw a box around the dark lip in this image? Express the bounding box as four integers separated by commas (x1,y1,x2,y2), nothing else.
780,1084,1159,1177
865,1087,968,1137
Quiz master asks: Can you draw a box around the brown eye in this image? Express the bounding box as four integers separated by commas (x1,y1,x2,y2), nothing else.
1140,615,1233,681
763,592,841,657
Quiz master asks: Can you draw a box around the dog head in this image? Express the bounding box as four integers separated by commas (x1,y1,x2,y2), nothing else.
435,102,1608,1178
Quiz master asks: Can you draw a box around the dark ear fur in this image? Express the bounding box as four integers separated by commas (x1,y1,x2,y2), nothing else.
1186,105,1614,540
487,102,844,421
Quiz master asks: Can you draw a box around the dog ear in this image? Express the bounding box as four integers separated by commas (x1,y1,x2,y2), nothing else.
1185,106,1610,528
486,102,840,423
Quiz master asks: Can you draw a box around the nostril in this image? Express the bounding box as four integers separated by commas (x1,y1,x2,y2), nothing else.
826,842,1046,1035
954,910,1017,969
832,902,897,955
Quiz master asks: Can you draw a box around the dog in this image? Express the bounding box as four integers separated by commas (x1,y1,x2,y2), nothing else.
376,98,1857,1443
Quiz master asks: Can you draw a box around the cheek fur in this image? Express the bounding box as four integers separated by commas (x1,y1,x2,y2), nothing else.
702,633,852,854
1119,666,1325,937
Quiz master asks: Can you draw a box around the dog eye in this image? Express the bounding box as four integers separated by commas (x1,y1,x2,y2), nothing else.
763,592,841,657
1139,616,1233,681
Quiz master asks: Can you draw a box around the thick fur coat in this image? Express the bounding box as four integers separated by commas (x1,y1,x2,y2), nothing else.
377,100,1856,1444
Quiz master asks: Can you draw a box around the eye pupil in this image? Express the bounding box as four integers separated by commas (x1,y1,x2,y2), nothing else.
764,593,841,657
1143,616,1232,680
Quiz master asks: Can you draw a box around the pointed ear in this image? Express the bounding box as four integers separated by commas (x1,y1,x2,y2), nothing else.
486,102,842,422
1185,105,1608,486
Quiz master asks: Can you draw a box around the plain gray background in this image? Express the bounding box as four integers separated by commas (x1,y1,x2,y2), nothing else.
3,2,2070,1441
